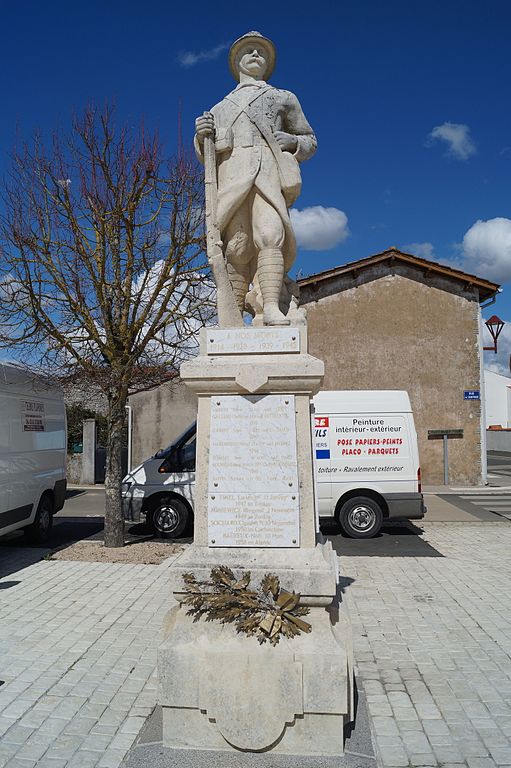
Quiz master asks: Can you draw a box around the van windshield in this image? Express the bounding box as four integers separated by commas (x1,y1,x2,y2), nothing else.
152,422,197,459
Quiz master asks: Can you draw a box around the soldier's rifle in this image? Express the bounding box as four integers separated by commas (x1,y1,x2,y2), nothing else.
203,117,243,328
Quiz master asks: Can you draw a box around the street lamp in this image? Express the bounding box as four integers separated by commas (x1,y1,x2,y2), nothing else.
483,315,505,354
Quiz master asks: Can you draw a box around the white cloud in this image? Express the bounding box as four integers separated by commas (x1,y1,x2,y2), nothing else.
428,122,477,160
178,42,229,67
402,242,435,259
290,206,349,251
462,218,511,283
483,319,510,375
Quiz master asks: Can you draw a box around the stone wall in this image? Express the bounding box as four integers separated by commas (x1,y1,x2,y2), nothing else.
129,379,198,468
66,453,83,485
301,271,483,485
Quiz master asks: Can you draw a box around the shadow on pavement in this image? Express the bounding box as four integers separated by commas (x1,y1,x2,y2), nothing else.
0,545,50,579
323,521,443,557
0,516,106,551
124,522,193,547
66,489,88,499
0,515,186,581
0,515,105,578
0,580,21,589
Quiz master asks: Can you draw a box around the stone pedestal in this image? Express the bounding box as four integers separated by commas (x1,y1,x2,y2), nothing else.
157,327,354,756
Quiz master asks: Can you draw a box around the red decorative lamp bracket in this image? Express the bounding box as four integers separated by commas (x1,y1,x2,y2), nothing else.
483,315,504,354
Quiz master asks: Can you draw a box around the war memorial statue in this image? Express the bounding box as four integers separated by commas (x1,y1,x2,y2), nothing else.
157,32,353,757
194,31,316,326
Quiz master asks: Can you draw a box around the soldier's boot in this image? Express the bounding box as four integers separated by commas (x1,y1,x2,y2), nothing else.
258,248,290,326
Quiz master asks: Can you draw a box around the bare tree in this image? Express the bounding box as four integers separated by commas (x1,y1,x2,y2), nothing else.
0,106,211,547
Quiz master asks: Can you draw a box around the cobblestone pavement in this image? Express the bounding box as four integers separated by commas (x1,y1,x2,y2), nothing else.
1,522,511,768
0,550,181,768
343,521,511,768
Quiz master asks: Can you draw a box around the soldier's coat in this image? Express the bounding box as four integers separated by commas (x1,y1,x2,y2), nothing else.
195,80,317,269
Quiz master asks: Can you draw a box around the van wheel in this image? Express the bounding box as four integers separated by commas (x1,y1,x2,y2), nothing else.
147,496,188,539
339,496,383,539
24,494,54,544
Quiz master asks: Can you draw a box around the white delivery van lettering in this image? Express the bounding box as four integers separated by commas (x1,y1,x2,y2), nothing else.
313,416,330,459
329,415,409,473
21,400,46,432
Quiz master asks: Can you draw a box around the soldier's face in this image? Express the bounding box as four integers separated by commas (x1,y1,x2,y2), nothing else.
238,48,267,79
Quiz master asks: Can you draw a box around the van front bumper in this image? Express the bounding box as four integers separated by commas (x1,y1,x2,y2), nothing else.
385,493,426,520
122,495,144,522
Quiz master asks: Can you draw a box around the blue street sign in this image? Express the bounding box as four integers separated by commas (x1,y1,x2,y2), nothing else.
464,390,480,400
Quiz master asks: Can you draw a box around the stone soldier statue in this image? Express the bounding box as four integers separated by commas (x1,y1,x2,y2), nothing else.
195,31,317,326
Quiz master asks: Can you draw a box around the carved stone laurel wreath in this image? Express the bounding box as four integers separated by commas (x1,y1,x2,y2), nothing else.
182,566,311,646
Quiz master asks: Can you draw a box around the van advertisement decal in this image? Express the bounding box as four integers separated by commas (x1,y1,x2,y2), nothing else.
314,416,330,459
21,400,45,432
316,414,409,476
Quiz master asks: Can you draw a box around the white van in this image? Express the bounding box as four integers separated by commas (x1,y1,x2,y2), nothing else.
0,362,67,543
122,390,424,539
313,390,424,537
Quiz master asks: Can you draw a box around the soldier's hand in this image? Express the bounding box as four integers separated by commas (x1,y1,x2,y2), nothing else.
195,112,215,140
274,131,298,153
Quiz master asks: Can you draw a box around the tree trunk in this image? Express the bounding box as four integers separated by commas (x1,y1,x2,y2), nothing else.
104,389,128,548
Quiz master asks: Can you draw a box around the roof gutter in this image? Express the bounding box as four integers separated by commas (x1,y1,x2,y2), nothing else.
480,287,502,310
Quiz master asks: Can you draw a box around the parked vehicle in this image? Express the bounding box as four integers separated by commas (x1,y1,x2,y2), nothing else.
0,362,67,542
313,390,424,537
122,422,196,539
121,390,425,539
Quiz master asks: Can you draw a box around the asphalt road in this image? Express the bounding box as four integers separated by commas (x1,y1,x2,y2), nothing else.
63,487,106,517
0,488,151,551
487,449,511,484
60,488,439,557
8,459,511,557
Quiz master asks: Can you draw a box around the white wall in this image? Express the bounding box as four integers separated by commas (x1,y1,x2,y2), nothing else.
484,369,511,428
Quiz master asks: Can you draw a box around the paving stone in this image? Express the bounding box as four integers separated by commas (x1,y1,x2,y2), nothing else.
346,524,511,768
401,730,432,753
466,759,498,768
80,732,115,752
2,725,34,746
119,716,146,735
377,746,409,766
4,524,511,768
408,754,437,766
388,691,414,708
97,748,129,768
393,706,419,721
488,746,511,763
454,739,491,757
433,745,465,762
66,750,100,767
13,737,50,762
422,719,450,736
372,716,400,736
62,717,97,736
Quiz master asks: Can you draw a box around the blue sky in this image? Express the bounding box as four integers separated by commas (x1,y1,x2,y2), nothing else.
1,0,510,370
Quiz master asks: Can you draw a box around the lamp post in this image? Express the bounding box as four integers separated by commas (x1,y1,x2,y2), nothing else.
483,315,505,354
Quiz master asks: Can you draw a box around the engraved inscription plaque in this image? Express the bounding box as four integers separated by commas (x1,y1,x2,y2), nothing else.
209,494,299,547
208,395,300,547
207,328,300,355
